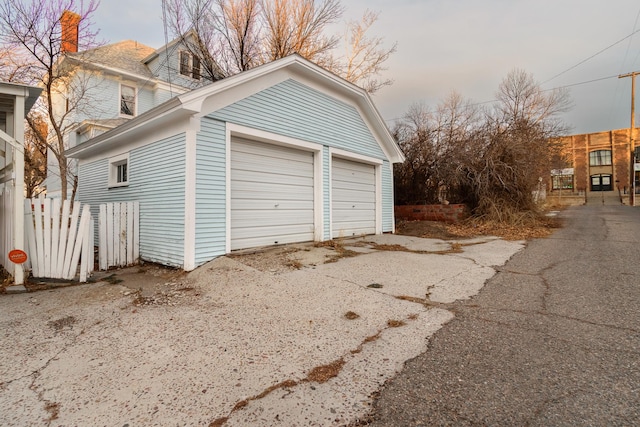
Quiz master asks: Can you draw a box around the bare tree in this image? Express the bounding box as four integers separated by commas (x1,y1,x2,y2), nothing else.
24,113,48,198
262,0,342,66
0,0,100,200
165,0,395,91
394,70,571,221
334,10,396,93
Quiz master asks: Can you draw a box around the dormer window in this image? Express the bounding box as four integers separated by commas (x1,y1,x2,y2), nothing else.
179,51,201,80
120,84,136,116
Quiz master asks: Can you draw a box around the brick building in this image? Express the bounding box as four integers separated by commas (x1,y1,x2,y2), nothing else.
551,127,640,205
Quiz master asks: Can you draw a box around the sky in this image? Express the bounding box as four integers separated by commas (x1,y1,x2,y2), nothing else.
94,0,640,135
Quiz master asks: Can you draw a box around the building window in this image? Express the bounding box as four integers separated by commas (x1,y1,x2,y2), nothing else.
109,153,129,188
179,51,201,80
589,150,612,166
552,175,573,190
120,84,136,116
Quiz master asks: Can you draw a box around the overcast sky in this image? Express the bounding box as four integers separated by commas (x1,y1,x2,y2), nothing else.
94,0,640,135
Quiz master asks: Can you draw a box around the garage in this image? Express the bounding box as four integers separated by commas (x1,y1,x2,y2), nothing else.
230,137,315,250
332,157,376,238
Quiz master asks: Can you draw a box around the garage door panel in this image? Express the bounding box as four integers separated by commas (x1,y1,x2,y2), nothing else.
233,138,313,162
231,137,315,250
233,230,315,250
231,181,313,200
231,209,314,225
232,157,314,178
332,157,376,238
232,170,314,187
231,199,314,211
332,201,376,211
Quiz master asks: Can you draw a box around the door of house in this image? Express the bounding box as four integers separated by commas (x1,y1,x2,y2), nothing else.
590,174,612,191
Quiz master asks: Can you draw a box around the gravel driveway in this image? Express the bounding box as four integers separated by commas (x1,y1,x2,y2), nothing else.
0,234,523,426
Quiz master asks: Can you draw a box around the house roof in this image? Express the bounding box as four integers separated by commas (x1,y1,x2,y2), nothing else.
65,40,156,78
65,54,405,163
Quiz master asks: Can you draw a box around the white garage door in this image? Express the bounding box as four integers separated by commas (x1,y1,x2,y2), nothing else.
231,137,315,250
332,157,376,238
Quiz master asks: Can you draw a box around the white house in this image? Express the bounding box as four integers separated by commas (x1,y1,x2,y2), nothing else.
66,54,405,271
45,13,208,197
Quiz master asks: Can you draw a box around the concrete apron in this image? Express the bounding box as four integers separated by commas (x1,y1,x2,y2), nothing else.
0,234,524,426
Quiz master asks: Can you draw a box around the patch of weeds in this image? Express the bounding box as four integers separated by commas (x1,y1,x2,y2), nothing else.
344,311,360,320
286,259,303,270
367,283,383,289
103,273,123,285
306,358,345,383
44,401,59,421
369,243,408,252
317,239,360,263
396,295,440,307
364,332,381,343
387,319,406,328
47,315,77,331
408,313,419,320
209,379,300,425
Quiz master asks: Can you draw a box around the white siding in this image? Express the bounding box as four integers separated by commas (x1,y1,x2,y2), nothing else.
230,137,314,250
331,158,376,238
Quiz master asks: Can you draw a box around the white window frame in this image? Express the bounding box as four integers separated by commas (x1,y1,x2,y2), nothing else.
119,83,136,117
109,153,129,188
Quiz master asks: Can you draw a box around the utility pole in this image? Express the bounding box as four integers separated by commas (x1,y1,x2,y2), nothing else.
619,71,638,206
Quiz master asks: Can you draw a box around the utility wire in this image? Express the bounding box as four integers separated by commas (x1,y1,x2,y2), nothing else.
541,28,640,85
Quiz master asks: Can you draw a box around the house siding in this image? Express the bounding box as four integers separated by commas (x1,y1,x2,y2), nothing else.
209,78,394,234
77,133,187,267
194,117,227,266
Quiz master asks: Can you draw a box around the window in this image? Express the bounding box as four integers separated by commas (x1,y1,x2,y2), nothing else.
179,51,201,80
552,175,573,190
109,153,129,187
120,84,136,116
589,150,612,166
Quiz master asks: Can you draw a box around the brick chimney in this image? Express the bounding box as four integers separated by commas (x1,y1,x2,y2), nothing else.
60,10,81,53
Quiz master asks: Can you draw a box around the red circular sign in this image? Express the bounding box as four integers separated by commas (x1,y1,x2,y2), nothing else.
8,249,27,264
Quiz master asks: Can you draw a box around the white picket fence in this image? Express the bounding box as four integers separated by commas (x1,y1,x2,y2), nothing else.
99,201,139,270
24,196,94,282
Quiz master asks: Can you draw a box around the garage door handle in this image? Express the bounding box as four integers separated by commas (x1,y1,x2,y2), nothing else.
275,203,279,207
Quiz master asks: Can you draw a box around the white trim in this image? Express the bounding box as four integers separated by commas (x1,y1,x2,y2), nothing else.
225,123,324,252
329,147,383,165
183,116,200,271
375,164,383,234
389,161,396,234
108,152,129,188
329,152,382,237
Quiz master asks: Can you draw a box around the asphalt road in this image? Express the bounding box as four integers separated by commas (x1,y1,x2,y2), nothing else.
368,205,640,426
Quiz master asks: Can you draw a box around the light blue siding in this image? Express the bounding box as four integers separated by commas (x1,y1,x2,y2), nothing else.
209,79,386,160
77,134,187,267
149,43,206,90
209,78,395,236
194,117,227,266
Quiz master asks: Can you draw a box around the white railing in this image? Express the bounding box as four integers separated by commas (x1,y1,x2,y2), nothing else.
98,201,139,270
24,196,94,282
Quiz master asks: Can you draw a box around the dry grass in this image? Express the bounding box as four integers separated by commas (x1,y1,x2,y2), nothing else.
398,214,561,242
306,358,346,383
386,319,406,328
